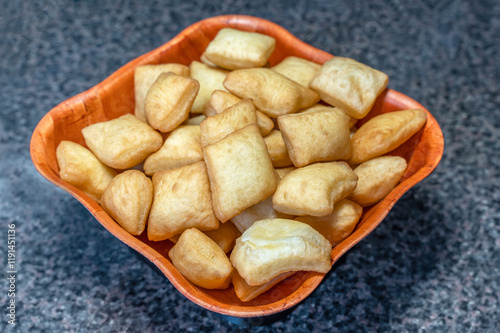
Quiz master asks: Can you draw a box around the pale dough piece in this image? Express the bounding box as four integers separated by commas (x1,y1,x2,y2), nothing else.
350,109,427,165
278,108,352,167
271,56,321,87
349,156,407,207
184,114,206,125
223,68,320,118
309,57,389,119
189,61,229,113
101,170,153,235
203,221,241,253
232,270,295,302
275,166,296,179
169,228,233,289
264,130,293,168
203,124,277,222
202,28,276,70
230,218,332,286
56,141,116,202
147,161,219,241
200,99,257,147
272,161,358,216
145,72,199,132
295,199,363,246
143,125,203,175
299,104,358,128
134,64,190,122
81,114,163,169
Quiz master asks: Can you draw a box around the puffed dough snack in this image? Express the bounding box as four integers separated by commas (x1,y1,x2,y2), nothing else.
230,219,332,286
200,99,257,147
350,109,427,165
189,61,229,113
185,114,206,125
223,68,320,117
309,57,389,119
278,108,352,167
100,170,153,235
273,162,358,216
275,166,296,179
203,221,241,253
169,228,233,289
271,56,321,87
202,28,276,70
232,270,295,302
147,161,219,241
349,156,407,207
145,72,199,132
295,199,363,246
264,130,293,168
134,63,190,122
81,114,162,169
56,141,117,202
143,125,202,176
299,104,358,128
203,124,277,222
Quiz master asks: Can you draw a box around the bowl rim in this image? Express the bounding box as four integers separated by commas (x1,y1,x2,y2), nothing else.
30,14,444,318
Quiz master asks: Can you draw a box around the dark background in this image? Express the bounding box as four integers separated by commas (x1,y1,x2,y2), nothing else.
1,0,499,332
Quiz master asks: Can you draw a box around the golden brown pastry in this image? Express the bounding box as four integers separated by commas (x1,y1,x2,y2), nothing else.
143,125,203,176
223,68,320,117
299,104,358,128
348,156,407,206
185,114,206,125
203,221,241,253
145,72,199,132
275,166,296,179
230,218,332,286
263,130,293,168
232,270,295,302
309,57,389,119
350,109,427,165
295,199,363,246
147,161,219,241
100,170,153,235
134,63,190,122
169,228,233,289
271,56,321,87
201,28,276,70
189,61,229,113
272,161,358,216
81,114,162,169
56,141,116,202
278,107,352,167
203,124,277,222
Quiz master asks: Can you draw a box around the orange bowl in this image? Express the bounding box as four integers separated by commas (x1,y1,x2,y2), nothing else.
30,15,444,318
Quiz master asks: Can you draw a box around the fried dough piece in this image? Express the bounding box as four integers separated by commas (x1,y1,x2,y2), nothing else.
309,57,389,119
147,162,219,241
223,68,320,118
350,109,427,164
299,104,358,128
202,28,276,70
349,156,407,207
230,219,332,286
169,228,233,289
203,124,277,222
275,166,296,179
271,56,321,88
278,108,352,167
134,64,190,122
145,72,199,132
82,114,162,169
189,61,229,113
272,162,358,216
232,270,295,302
143,125,202,175
200,99,257,146
101,170,153,235
264,130,293,168
184,114,206,125
203,221,241,253
56,141,117,202
204,90,274,136
295,199,362,246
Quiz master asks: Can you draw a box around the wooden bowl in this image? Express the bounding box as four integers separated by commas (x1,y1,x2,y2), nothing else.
30,15,444,318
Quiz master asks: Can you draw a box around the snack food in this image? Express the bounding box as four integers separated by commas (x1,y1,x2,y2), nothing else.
189,61,229,113
271,56,321,87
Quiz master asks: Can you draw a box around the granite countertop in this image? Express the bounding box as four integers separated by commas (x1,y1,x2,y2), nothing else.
1,0,499,332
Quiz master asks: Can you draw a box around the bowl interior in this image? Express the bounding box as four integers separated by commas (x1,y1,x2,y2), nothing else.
30,15,444,317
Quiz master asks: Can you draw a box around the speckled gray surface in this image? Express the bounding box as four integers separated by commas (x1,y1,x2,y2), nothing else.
1,0,499,332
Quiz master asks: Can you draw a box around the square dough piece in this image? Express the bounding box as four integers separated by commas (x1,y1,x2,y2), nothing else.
271,56,321,88
203,124,277,222
189,61,229,114
278,108,352,167
147,161,219,241
263,130,293,168
309,57,389,119
82,114,163,169
202,28,276,70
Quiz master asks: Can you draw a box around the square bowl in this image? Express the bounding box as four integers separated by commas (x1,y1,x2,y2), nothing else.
30,15,444,318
